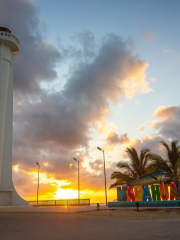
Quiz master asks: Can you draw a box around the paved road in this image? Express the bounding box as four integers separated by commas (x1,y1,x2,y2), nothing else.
0,213,180,240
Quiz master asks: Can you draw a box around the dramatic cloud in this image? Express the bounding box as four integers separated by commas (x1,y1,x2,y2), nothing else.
13,33,151,159
0,0,62,94
64,34,152,103
1,0,153,200
117,105,180,161
117,135,169,162
152,105,180,140
131,136,169,156
89,159,103,172
124,105,180,160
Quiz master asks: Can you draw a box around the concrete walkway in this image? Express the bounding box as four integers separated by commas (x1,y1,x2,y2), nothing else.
0,205,108,213
0,210,180,240
0,206,180,240
1,205,180,214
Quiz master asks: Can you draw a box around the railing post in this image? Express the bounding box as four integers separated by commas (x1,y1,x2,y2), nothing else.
97,203,100,211
136,202,139,211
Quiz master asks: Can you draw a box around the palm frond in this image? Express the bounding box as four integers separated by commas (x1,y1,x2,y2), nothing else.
111,171,133,182
109,181,123,189
116,161,137,178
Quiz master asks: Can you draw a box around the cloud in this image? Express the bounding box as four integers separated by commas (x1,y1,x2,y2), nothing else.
128,105,180,159
121,105,180,161
0,0,62,94
64,34,152,103
152,105,180,140
1,0,154,200
153,105,178,119
96,121,117,136
70,30,96,59
89,159,103,172
129,135,169,159
143,30,157,42
107,132,130,145
13,33,152,157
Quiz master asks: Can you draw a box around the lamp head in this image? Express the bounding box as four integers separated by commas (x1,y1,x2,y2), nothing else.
73,158,77,161
97,147,102,151
36,162,39,166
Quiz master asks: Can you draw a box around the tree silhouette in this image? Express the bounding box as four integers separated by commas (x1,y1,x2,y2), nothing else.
148,140,180,188
110,147,150,189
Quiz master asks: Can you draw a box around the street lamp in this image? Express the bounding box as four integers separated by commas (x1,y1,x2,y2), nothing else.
73,157,80,204
97,147,107,206
36,162,40,207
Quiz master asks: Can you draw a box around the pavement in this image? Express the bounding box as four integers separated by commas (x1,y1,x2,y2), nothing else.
0,206,180,240
0,205,106,213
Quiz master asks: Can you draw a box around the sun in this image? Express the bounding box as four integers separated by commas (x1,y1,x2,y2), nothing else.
55,188,78,199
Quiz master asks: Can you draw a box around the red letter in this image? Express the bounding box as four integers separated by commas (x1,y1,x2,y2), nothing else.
160,184,169,200
127,186,135,201
170,183,179,200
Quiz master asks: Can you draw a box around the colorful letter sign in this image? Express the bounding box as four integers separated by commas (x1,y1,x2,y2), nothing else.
143,185,152,201
178,184,180,197
170,183,179,200
151,185,161,201
127,186,135,201
117,187,127,201
117,183,180,202
160,184,169,200
134,186,143,201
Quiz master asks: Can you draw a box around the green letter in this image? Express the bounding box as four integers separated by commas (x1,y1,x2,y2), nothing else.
151,185,161,201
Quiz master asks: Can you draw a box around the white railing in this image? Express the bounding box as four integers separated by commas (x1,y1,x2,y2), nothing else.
28,198,90,206
0,31,20,47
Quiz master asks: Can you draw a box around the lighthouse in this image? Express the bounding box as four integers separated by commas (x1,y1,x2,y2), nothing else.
0,27,27,206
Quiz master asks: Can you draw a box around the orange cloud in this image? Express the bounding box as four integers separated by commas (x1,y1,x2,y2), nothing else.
150,120,158,129
122,62,152,99
107,132,130,146
96,121,117,136
153,105,177,119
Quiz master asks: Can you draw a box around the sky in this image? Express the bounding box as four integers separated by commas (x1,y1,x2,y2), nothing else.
0,0,180,203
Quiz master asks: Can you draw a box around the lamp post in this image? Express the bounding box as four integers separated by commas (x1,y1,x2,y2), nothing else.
36,162,40,207
73,158,80,205
97,147,107,206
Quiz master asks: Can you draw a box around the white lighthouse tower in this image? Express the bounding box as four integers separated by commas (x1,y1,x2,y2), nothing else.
0,27,27,206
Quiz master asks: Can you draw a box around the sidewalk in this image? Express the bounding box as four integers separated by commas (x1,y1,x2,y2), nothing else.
0,205,108,213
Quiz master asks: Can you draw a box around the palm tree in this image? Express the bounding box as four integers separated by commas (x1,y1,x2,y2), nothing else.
148,140,180,188
109,147,150,189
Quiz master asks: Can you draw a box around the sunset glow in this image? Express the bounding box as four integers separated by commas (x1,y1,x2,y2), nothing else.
2,0,179,204
55,188,79,199
1,1,180,239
